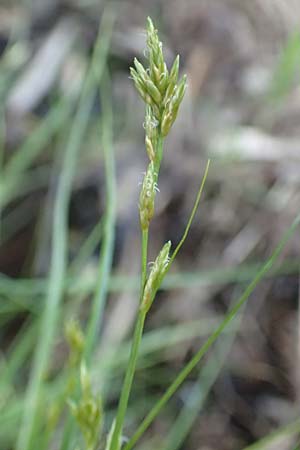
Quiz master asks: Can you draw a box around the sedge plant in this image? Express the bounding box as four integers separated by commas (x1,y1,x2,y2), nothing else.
107,17,210,450
5,14,300,450
106,17,300,450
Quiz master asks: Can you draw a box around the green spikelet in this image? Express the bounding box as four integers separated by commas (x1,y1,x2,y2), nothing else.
68,363,103,450
141,241,171,313
139,162,157,230
129,17,187,138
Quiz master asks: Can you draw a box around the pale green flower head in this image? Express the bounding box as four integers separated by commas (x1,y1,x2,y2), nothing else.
130,17,187,140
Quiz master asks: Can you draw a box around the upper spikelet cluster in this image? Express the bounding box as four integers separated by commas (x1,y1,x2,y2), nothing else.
130,18,187,150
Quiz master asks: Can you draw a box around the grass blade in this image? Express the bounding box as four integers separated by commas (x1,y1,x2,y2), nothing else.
84,66,117,363
16,9,114,449
163,292,243,450
170,160,210,264
124,211,300,450
243,419,300,450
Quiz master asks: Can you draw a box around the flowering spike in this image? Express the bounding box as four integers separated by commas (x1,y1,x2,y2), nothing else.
161,112,173,137
141,241,171,313
169,55,179,84
161,74,187,136
133,58,148,81
139,162,156,230
177,74,187,104
130,18,187,139
69,362,103,450
146,17,155,35
144,79,162,104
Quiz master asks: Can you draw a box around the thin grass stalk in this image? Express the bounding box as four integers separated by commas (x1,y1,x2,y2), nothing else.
163,289,244,450
123,211,300,450
108,310,147,450
84,67,117,364
169,160,210,265
16,9,114,450
58,13,116,450
141,229,149,293
110,118,173,450
107,136,164,450
16,91,95,450
107,91,167,448
103,126,166,450
242,419,300,450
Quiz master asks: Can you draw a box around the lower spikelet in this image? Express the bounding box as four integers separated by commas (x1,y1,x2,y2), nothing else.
140,241,171,313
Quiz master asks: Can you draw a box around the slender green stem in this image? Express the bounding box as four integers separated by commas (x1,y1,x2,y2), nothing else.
242,419,300,450
109,113,164,450
16,92,95,450
107,228,148,449
84,67,117,364
16,9,115,450
170,160,210,264
141,229,149,295
109,310,147,450
123,211,300,450
163,292,244,450
59,11,116,449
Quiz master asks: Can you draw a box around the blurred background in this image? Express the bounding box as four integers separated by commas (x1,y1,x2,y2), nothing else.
1,0,300,449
